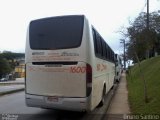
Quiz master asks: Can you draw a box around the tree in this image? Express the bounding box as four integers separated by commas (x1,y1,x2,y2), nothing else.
1,52,25,60
0,52,25,78
124,11,160,62
0,56,12,78
1,52,25,69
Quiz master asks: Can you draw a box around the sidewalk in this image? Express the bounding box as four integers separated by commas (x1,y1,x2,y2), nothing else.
106,72,130,119
0,78,25,96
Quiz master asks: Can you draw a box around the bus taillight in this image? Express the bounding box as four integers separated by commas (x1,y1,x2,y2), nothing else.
86,63,92,97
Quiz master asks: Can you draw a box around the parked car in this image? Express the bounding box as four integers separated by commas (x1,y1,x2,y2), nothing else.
0,78,7,82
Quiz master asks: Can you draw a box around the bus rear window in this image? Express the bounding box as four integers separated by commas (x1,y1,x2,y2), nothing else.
29,15,84,50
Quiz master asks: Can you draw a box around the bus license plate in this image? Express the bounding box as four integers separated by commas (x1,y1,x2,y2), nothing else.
47,96,59,102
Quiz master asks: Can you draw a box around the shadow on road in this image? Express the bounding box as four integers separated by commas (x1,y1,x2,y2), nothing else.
17,109,86,120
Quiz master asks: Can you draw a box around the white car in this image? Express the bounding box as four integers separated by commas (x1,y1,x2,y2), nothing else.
0,78,7,82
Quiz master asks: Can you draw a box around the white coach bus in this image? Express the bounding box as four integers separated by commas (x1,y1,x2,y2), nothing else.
25,15,115,111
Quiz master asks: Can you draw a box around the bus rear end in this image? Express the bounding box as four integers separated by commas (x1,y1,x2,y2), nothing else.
25,15,92,111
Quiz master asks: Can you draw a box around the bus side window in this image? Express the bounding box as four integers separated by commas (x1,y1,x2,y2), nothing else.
100,37,104,58
105,44,108,60
92,28,98,56
102,40,107,60
96,33,102,57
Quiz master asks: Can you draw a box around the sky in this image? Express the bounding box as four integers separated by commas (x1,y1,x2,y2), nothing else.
0,0,159,54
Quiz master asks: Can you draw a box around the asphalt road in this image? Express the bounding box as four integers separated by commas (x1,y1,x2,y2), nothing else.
0,87,115,120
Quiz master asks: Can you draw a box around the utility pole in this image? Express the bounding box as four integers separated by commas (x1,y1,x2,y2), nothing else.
120,39,126,70
147,0,149,30
146,0,150,58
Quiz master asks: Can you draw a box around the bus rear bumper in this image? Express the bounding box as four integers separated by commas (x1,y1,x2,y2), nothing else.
25,94,90,112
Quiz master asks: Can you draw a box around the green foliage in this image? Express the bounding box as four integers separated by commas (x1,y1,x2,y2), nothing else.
1,52,25,60
127,56,160,114
125,11,160,62
0,52,25,78
0,56,12,78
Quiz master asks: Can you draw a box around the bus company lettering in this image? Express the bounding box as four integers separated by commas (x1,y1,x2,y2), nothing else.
97,64,107,71
32,55,71,61
48,53,60,56
61,52,79,56
70,66,91,73
28,67,69,72
28,66,36,71
32,52,44,55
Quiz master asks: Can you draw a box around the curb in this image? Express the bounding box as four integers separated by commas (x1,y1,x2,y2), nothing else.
101,84,119,120
99,83,118,120
0,88,25,96
82,83,118,120
0,83,24,85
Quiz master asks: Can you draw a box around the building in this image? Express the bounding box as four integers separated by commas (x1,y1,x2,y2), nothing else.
14,59,25,78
